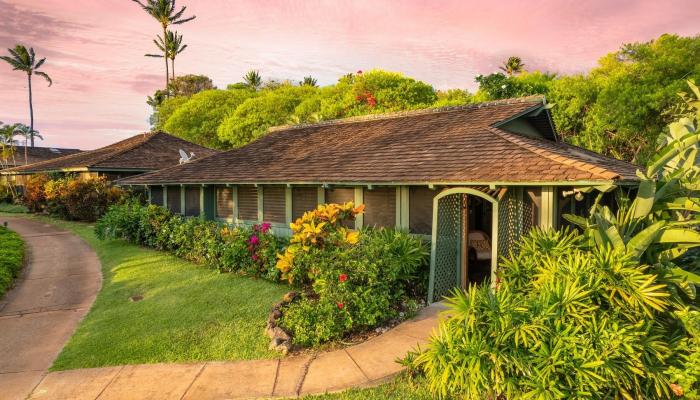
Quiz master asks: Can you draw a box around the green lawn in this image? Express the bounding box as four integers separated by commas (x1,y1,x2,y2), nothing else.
0,225,24,297
299,375,435,400
0,202,28,213
4,215,288,371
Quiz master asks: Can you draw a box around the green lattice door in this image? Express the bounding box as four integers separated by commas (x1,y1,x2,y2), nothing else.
429,193,463,302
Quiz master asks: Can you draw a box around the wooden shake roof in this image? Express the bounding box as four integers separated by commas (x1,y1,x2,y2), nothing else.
2,132,218,175
120,97,639,186
1,146,82,168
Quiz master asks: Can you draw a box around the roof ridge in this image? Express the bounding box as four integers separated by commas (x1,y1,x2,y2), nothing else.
487,127,621,180
268,95,545,133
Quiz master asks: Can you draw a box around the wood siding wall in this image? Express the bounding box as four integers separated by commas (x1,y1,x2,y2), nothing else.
409,186,435,234
150,186,163,206
325,187,354,205
292,187,317,220
167,186,181,214
263,185,286,223
237,185,258,221
363,187,396,228
216,187,233,219
185,187,200,216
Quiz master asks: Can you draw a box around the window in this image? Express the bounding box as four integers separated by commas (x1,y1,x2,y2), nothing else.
363,187,396,228
409,186,435,235
216,187,233,219
185,186,200,216
325,187,354,205
150,186,163,206
292,187,317,220
237,185,258,221
263,185,286,223
166,186,181,214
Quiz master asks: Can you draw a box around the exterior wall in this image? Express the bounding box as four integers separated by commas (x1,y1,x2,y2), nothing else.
144,183,559,241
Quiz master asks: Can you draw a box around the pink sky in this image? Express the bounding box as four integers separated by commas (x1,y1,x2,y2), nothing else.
1,0,699,150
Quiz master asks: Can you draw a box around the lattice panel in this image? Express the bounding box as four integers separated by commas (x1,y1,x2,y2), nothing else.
431,194,462,302
497,188,535,260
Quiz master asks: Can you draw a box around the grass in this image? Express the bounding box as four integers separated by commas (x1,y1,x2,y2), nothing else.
0,202,28,213
0,225,24,297
3,214,288,371
299,374,435,400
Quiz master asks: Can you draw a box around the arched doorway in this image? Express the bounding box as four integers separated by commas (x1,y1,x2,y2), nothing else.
428,187,499,303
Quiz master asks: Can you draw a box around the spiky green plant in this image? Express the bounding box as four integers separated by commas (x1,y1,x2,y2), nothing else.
243,70,262,90
145,30,187,82
499,56,525,76
0,45,51,147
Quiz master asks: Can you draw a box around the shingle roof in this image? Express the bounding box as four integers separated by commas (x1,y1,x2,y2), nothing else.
119,98,639,186
1,146,82,168
2,132,218,174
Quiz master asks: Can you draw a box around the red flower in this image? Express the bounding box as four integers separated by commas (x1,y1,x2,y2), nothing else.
356,70,363,74
339,273,348,283
337,302,344,310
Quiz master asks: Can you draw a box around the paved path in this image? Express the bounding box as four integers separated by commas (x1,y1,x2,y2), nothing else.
26,303,445,400
0,217,102,400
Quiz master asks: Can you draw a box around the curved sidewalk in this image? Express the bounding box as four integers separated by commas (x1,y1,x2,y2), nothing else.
27,304,444,400
0,217,102,400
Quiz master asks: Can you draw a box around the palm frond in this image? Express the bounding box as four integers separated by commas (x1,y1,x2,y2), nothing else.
34,71,52,86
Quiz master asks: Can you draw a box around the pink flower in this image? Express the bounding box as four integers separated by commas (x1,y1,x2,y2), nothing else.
248,235,259,245
337,302,344,310
339,274,348,283
252,254,259,261
260,222,271,233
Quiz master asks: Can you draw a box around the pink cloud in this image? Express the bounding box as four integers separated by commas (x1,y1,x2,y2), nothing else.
0,0,698,149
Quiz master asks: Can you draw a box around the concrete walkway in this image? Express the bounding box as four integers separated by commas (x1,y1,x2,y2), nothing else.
26,303,444,400
0,217,102,400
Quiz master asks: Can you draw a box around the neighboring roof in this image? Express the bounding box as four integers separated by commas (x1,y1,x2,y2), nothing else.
2,132,218,175
0,146,82,168
120,97,639,186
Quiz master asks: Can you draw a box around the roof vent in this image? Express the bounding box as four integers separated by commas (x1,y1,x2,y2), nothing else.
50,148,61,154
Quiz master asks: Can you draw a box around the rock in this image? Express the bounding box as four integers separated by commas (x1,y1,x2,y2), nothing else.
129,295,143,302
265,322,276,338
272,327,290,342
271,309,282,319
282,291,298,303
275,341,291,355
272,302,283,311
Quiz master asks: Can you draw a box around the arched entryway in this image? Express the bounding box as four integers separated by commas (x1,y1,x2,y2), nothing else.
428,187,499,303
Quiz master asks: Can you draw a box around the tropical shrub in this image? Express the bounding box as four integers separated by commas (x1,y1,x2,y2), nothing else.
412,81,700,399
21,173,49,212
0,226,24,297
41,176,125,222
95,202,286,280
276,202,429,347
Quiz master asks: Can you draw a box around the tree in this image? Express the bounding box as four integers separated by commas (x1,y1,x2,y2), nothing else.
243,70,262,90
165,30,186,80
168,74,214,96
499,56,525,76
0,45,52,147
474,71,555,101
12,124,43,164
300,76,318,87
132,0,195,90
150,95,189,129
163,89,256,148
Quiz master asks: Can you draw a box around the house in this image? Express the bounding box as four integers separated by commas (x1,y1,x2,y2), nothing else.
117,97,639,302
0,146,82,170
1,131,218,186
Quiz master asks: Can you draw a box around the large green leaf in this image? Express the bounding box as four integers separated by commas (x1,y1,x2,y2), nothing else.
646,132,700,176
625,220,666,260
671,267,700,284
656,228,700,245
630,173,656,220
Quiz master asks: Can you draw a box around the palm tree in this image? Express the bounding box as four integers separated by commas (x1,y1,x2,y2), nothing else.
12,124,42,165
0,45,52,147
300,76,318,87
499,56,525,76
243,70,262,90
132,0,195,89
166,31,186,80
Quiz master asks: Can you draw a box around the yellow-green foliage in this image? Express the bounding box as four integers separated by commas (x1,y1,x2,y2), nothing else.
0,226,24,297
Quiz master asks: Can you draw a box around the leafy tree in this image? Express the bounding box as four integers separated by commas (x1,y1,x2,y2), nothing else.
132,0,195,89
499,55,525,76
433,89,474,107
151,95,189,129
0,45,52,147
217,84,318,147
163,89,256,148
243,70,263,90
474,71,555,101
168,74,214,97
300,76,318,87
549,34,700,164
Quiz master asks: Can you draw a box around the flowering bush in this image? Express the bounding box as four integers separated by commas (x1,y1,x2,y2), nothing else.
276,203,429,347
95,202,286,280
21,174,49,213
